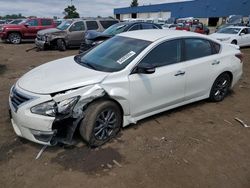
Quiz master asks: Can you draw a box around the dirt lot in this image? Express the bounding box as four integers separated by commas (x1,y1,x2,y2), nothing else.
0,42,250,188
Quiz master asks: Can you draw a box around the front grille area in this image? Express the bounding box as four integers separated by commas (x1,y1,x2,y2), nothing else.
10,88,30,111
36,34,44,41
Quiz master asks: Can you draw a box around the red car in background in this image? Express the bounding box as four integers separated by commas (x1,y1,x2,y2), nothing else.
0,18,56,44
176,20,210,35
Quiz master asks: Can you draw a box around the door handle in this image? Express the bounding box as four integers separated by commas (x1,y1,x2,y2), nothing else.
175,70,185,76
212,60,220,65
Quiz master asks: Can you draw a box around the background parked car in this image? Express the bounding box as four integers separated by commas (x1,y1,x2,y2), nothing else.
0,20,7,25
215,15,245,32
79,22,162,53
162,23,177,30
35,19,119,51
210,26,250,47
176,22,209,34
0,18,56,44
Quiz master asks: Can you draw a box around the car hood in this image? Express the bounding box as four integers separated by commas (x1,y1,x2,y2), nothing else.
210,33,234,39
37,28,64,35
17,56,109,94
2,24,23,29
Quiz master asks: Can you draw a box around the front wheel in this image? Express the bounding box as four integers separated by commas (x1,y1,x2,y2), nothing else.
57,39,66,51
209,73,231,102
79,100,122,147
8,33,21,44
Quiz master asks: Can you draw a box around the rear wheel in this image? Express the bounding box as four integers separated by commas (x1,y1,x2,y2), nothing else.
79,100,122,147
209,73,231,102
57,39,66,51
8,33,21,44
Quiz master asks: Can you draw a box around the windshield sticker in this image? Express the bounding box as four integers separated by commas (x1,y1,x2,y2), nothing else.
117,51,136,64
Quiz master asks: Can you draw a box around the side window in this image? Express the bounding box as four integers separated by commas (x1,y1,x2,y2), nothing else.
41,19,52,26
100,20,119,29
141,23,154,29
69,21,85,32
128,24,141,31
139,39,182,67
247,28,250,34
26,19,38,26
240,28,247,34
86,21,99,30
184,38,212,61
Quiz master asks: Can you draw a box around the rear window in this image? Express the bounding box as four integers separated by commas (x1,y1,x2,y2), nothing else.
211,41,221,54
41,19,52,26
86,21,99,30
100,20,119,29
184,38,213,61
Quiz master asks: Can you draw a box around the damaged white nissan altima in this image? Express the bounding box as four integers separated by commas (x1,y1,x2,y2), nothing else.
9,30,243,147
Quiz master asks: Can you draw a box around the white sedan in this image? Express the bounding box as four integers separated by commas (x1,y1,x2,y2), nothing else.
210,26,250,47
9,30,243,147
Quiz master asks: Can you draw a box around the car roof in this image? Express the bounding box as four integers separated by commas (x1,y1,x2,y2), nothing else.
118,29,207,42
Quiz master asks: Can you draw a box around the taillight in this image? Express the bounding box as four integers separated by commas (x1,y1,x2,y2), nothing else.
235,53,244,63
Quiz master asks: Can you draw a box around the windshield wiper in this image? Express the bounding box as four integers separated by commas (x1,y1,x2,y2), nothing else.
84,62,97,70
74,55,97,70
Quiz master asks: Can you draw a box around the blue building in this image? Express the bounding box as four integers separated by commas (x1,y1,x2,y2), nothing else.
114,0,249,26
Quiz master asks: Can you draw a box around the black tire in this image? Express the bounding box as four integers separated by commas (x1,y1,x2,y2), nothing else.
8,32,21,44
209,73,231,102
231,40,237,45
57,39,66,51
79,100,122,147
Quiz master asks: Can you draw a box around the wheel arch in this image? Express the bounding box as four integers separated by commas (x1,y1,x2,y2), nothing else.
86,95,125,119
7,31,23,38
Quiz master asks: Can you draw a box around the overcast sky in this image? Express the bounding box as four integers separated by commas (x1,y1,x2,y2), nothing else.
0,0,191,18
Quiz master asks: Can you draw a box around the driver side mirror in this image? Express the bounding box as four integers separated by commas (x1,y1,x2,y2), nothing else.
24,23,30,27
132,63,156,74
240,32,246,36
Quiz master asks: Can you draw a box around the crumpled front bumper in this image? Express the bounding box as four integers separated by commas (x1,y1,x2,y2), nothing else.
9,85,55,145
35,38,47,50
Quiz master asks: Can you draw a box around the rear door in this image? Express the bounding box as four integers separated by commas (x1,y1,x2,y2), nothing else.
68,21,85,46
183,38,221,101
86,21,101,31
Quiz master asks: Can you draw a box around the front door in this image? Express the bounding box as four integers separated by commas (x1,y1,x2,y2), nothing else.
68,21,85,46
129,39,186,118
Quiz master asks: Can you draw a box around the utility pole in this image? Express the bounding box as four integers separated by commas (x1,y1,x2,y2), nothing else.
70,0,73,6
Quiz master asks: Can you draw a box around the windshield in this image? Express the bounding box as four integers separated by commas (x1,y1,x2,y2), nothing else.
57,20,72,30
9,19,26,25
217,27,241,34
103,23,127,35
76,36,151,72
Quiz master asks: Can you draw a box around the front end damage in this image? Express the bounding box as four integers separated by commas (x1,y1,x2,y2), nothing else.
36,31,67,50
49,85,106,145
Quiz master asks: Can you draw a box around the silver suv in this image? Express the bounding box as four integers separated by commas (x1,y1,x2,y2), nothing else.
35,19,119,51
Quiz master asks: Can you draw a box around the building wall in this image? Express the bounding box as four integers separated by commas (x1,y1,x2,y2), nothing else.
114,0,250,19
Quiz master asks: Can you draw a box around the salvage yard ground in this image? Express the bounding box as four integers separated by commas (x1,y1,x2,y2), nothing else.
0,42,250,188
